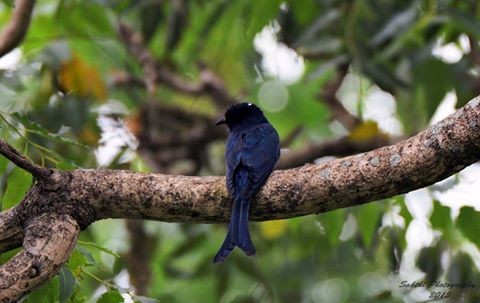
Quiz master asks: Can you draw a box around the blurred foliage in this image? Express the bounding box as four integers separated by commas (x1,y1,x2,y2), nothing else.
0,0,479,302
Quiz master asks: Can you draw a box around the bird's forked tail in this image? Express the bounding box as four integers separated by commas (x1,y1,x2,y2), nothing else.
213,195,255,263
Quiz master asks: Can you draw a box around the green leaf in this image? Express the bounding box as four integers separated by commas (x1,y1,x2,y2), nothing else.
56,159,78,170
456,207,480,247
448,11,480,38
397,196,413,227
452,58,478,108
0,82,26,114
446,252,478,284
1,0,14,8
232,255,274,300
13,114,89,148
0,156,7,175
416,243,443,282
35,40,71,68
67,250,87,275
56,2,115,37
75,246,98,267
77,240,120,258
430,201,452,231
97,290,125,303
69,287,88,303
356,203,383,247
130,295,159,303
370,5,417,47
0,247,20,264
59,267,76,303
141,1,163,44
296,10,341,46
318,209,345,245
2,166,32,209
386,227,404,272
413,57,454,119
24,276,59,303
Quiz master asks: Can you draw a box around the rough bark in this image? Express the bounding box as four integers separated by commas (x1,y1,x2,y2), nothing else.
0,209,23,253
0,140,52,180
0,96,479,301
0,213,79,302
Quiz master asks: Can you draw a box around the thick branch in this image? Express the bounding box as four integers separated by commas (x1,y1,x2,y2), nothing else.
0,213,79,302
0,140,52,179
0,0,36,58
0,208,23,253
11,96,480,226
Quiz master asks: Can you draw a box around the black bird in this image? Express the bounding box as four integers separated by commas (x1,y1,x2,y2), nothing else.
213,102,280,263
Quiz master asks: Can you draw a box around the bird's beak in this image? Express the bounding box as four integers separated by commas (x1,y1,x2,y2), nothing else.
215,118,226,126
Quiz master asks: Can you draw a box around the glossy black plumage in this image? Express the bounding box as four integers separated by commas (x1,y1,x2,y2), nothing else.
213,102,280,263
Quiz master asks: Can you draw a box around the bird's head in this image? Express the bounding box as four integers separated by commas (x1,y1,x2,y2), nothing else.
216,102,268,130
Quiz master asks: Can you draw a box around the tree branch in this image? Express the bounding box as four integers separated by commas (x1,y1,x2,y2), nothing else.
319,64,361,130
110,71,147,88
277,135,391,169
117,22,159,95
125,220,155,295
0,213,79,302
0,96,480,300
0,140,52,179
0,0,36,58
280,125,304,148
13,96,480,223
0,208,23,253
132,102,227,173
117,22,236,107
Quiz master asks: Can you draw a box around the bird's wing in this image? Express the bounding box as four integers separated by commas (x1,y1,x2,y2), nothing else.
226,123,280,195
225,131,243,194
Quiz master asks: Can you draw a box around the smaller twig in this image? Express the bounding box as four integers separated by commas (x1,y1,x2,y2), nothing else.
118,22,159,96
134,102,226,174
318,64,361,130
277,135,393,169
0,0,36,58
117,22,237,108
0,113,60,164
81,269,117,289
281,125,304,147
198,66,238,107
110,71,146,88
125,220,156,295
467,35,480,66
0,139,52,180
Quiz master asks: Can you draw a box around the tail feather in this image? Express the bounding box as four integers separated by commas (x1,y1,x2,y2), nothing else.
214,166,256,263
213,197,255,263
213,196,241,263
237,198,255,255
213,227,234,263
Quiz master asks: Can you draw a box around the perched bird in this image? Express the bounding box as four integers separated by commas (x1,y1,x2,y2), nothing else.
213,102,280,263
